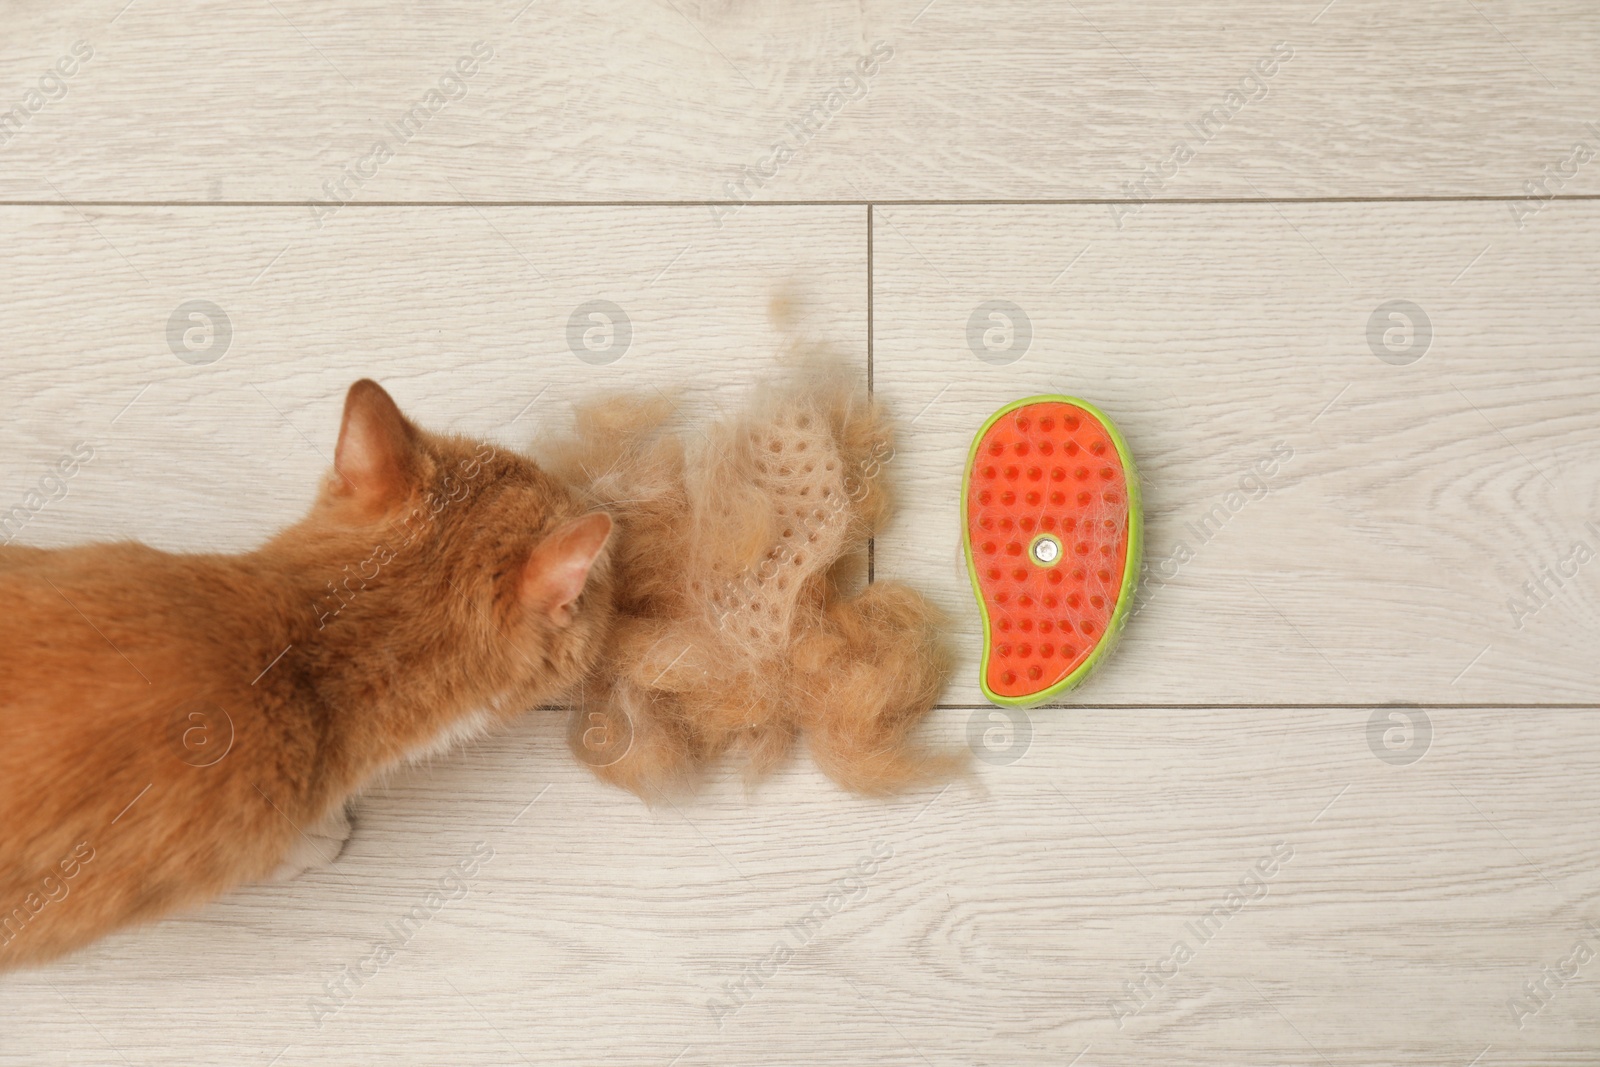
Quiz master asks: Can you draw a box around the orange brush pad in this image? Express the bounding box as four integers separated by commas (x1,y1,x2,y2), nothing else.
965,401,1132,701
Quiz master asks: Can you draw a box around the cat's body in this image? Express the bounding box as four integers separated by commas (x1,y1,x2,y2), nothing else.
0,381,613,969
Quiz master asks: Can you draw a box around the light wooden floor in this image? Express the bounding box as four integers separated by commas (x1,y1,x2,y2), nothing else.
3,1,1599,1063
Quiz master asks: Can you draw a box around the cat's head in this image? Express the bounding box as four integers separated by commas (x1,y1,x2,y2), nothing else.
302,379,615,708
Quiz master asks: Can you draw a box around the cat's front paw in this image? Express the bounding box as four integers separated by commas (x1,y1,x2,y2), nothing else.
268,804,354,882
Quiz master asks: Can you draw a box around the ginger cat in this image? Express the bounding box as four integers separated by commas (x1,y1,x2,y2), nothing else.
0,380,613,970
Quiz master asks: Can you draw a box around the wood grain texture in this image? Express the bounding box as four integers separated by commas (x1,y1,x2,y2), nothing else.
871,200,1600,705
2,0,1599,201
3,4,1600,1057
1,705,1596,1065
0,205,865,555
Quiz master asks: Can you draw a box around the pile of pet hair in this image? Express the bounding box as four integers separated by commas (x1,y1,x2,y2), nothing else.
537,369,958,796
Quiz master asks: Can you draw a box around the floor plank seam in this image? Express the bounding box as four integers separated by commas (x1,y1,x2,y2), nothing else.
525,703,1600,711
866,201,875,587
4,195,1600,208
940,703,1600,710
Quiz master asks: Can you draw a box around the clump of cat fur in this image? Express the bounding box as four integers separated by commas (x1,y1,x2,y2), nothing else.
539,371,959,797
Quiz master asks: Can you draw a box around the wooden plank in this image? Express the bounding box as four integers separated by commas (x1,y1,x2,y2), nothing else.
0,205,866,554
0,705,1594,1064
2,1,1598,201
871,201,1600,705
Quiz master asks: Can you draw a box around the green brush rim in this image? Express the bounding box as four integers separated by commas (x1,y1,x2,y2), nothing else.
961,395,1144,708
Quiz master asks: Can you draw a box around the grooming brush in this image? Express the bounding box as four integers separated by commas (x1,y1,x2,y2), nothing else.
962,396,1142,707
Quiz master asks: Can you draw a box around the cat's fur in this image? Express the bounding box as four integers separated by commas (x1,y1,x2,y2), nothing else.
0,380,613,970
541,366,959,797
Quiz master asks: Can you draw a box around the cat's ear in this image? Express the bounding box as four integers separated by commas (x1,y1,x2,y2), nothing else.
521,513,613,625
333,379,416,514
